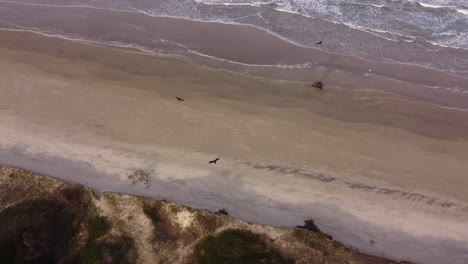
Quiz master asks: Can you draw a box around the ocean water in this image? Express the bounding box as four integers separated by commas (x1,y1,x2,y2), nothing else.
3,0,468,73
1,0,467,93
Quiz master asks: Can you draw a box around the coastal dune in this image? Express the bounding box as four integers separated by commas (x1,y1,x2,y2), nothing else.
0,24,468,264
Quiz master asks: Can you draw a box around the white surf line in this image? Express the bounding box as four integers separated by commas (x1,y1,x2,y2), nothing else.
0,26,305,87
2,2,468,92
117,21,146,32
229,13,265,22
256,12,269,24
1,0,462,55
2,0,467,77
168,7,468,76
344,23,468,50
0,0,134,14
0,25,306,89
3,25,467,102
3,0,468,53
417,1,468,15
0,0,314,51
353,94,468,113
349,88,413,100
273,4,425,45
159,39,189,48
342,23,404,43
193,0,278,8
0,25,315,72
194,62,308,86
273,2,468,51
188,49,313,69
335,79,468,113
0,27,185,59
0,17,25,28
190,49,468,98
364,72,468,95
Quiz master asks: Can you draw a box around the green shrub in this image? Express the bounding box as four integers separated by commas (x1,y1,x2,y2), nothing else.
194,229,294,264
80,215,111,264
87,215,111,239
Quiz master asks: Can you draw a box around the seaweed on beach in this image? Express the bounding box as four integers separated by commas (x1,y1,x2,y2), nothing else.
128,169,152,188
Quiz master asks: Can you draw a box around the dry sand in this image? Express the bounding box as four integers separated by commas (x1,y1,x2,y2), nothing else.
0,29,468,263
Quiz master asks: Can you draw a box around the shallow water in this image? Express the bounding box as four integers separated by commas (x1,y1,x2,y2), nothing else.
3,0,468,80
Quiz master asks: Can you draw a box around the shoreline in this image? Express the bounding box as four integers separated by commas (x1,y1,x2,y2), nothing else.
1,0,468,76
1,1,468,97
1,29,468,141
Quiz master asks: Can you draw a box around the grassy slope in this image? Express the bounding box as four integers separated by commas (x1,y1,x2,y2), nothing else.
0,165,411,264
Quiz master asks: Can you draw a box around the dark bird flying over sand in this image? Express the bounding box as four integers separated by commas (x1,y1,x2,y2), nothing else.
176,97,184,101
209,158,220,164
316,41,323,45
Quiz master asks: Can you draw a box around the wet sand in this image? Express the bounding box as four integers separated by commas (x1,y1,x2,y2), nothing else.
0,25,468,264
1,1,468,109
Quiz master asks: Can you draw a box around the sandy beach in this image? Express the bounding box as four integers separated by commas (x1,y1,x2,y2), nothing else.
1,16,468,264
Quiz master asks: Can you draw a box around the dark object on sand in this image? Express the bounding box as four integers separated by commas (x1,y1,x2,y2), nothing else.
216,209,229,215
209,158,220,164
297,219,333,240
316,41,323,45
297,219,321,233
176,97,184,101
312,81,323,90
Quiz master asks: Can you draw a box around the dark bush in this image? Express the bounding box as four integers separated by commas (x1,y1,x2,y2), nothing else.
142,203,161,226
0,199,80,263
296,219,321,233
216,209,229,215
0,186,135,264
193,229,294,264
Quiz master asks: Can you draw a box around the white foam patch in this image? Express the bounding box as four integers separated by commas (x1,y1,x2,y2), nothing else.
417,1,468,15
